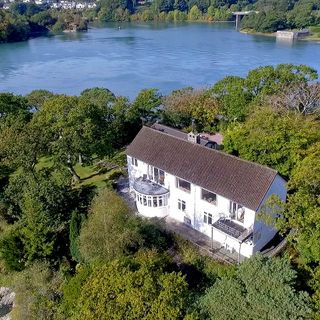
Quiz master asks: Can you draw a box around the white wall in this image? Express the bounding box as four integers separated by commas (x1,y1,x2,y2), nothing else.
127,156,286,258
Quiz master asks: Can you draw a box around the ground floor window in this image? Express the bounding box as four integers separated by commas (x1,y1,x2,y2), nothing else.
178,199,186,212
204,212,213,225
136,192,168,208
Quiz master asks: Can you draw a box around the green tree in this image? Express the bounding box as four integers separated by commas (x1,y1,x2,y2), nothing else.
223,107,320,177
211,76,252,122
200,255,312,320
0,93,34,171
26,89,55,111
0,225,25,271
78,189,141,263
69,210,85,263
70,251,189,320
80,87,115,107
276,142,320,266
245,64,318,98
162,88,219,132
3,170,74,264
188,5,202,19
31,95,113,181
130,88,162,124
174,0,188,11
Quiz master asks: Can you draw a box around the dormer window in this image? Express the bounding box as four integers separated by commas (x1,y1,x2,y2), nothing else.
176,178,191,192
131,157,138,167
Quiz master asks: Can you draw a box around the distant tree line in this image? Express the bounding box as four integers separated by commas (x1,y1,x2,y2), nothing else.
0,3,88,43
1,0,320,42
242,0,320,32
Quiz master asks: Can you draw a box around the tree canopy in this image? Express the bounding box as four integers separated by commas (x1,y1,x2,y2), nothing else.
200,255,312,320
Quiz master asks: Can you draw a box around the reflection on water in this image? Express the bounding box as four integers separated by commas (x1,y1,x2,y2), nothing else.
0,22,319,98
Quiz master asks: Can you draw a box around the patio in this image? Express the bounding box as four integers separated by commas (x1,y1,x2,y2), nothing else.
164,216,245,264
117,177,245,264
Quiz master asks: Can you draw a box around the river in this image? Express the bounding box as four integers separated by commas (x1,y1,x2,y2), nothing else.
0,22,319,98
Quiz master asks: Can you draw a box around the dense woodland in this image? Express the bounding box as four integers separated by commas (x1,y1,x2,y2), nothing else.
0,63,319,319
1,0,320,43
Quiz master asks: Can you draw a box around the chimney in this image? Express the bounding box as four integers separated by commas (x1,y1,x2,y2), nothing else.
188,120,200,144
187,131,200,144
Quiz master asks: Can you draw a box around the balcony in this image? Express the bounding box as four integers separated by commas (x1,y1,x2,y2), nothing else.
212,217,253,243
133,176,169,196
133,177,169,218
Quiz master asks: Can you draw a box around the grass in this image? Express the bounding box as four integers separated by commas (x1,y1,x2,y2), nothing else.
35,150,127,189
300,25,320,41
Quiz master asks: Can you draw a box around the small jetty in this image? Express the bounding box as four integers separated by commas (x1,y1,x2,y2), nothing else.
276,30,310,40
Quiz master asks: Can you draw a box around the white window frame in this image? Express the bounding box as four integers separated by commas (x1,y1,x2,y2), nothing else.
131,157,138,167
176,178,191,193
148,166,165,185
201,188,217,205
135,192,168,208
178,199,186,212
229,201,245,222
203,212,213,225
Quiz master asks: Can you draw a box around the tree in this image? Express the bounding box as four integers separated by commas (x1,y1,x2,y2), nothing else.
129,88,162,124
0,10,31,42
80,87,115,108
200,255,312,320
26,89,55,111
0,93,35,172
70,251,189,320
0,93,30,118
223,107,320,177
245,64,318,98
3,169,74,264
0,225,25,271
174,0,188,11
78,189,141,263
69,210,85,263
31,95,113,181
188,5,201,20
162,88,219,132
267,82,320,116
276,142,320,265
211,76,252,122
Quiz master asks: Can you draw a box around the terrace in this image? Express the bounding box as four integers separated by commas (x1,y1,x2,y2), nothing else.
133,177,169,196
212,218,253,242
164,217,245,264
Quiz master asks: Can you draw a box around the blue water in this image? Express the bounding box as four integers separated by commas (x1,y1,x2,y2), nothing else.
0,22,319,98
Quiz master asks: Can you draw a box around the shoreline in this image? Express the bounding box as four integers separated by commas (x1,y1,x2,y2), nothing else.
240,28,320,42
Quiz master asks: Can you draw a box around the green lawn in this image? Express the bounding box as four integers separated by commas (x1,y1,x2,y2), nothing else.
305,26,320,41
35,150,127,188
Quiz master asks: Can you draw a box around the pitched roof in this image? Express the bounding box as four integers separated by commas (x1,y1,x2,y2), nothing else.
126,126,278,211
151,123,223,147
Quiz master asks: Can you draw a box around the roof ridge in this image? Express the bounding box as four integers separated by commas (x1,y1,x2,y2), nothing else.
145,125,278,175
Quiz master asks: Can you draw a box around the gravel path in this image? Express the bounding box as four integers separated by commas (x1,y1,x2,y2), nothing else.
0,287,14,320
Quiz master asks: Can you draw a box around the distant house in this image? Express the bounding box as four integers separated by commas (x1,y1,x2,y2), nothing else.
126,125,287,258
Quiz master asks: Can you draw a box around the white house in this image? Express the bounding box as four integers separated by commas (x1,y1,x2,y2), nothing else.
126,125,287,258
